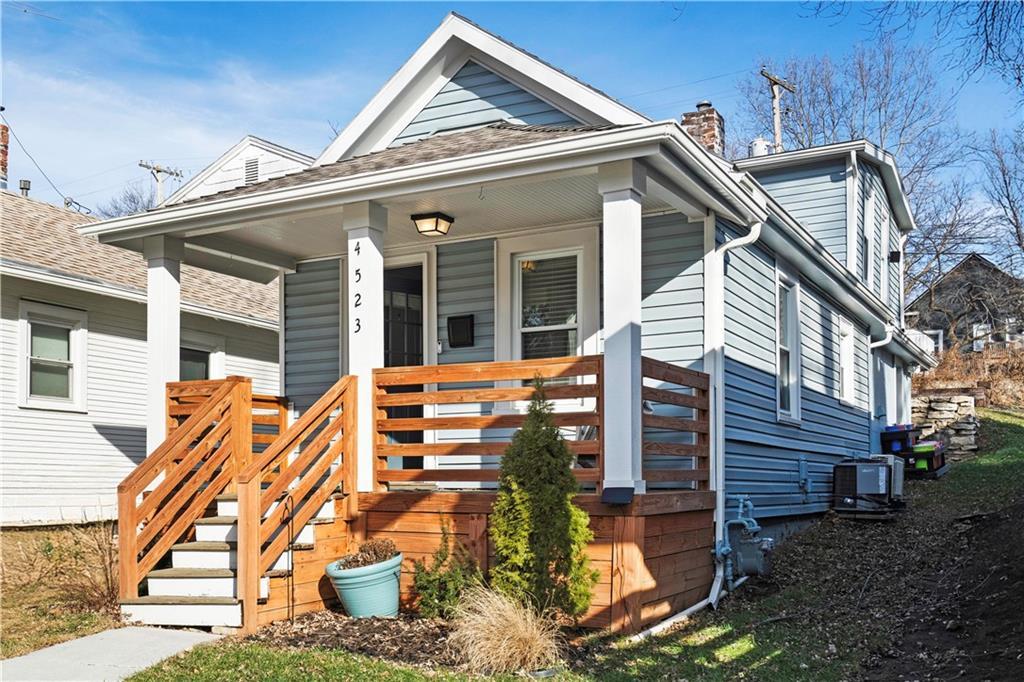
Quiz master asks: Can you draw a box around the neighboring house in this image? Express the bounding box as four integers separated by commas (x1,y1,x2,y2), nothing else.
906,253,1024,353
83,13,934,631
0,190,280,525
162,135,313,206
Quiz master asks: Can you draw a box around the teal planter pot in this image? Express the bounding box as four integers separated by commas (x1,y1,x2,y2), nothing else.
325,553,403,618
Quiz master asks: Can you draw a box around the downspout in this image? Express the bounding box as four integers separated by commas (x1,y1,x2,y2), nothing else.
870,326,894,350
705,218,763,609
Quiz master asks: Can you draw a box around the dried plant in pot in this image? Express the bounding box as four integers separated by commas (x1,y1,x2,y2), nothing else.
325,538,402,618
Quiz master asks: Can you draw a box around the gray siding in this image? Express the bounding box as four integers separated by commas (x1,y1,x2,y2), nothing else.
859,162,902,315
391,61,578,148
719,220,871,519
283,259,340,412
752,161,848,264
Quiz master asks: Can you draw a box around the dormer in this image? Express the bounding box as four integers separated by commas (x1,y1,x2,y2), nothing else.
735,140,915,316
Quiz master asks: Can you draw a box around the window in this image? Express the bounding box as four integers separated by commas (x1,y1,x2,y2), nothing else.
515,251,580,360
924,329,944,354
18,301,88,412
1006,318,1022,348
972,323,992,352
180,347,211,381
776,270,801,422
839,318,856,404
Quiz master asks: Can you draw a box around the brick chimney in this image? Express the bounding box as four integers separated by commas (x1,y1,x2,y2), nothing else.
682,100,725,156
1,123,8,190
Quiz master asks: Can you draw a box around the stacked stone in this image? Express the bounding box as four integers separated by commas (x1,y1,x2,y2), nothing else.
910,394,978,458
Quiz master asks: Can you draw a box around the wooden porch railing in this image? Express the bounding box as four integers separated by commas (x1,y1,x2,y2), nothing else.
640,356,711,489
235,375,357,633
373,355,604,489
117,376,253,600
167,380,288,455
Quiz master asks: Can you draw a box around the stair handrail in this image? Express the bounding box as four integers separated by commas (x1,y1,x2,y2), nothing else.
117,376,252,600
235,374,357,633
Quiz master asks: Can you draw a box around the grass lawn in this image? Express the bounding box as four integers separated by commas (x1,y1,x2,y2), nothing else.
1,523,121,659
133,408,1024,681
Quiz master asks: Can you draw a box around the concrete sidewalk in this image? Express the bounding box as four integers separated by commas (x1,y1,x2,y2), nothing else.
1,627,220,681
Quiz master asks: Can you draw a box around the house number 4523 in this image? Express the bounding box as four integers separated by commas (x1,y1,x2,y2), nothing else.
352,241,362,333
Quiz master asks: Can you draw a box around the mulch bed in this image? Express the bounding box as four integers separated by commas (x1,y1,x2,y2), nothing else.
248,609,460,668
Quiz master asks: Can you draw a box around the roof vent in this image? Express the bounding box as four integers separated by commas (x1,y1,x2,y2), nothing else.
244,158,259,185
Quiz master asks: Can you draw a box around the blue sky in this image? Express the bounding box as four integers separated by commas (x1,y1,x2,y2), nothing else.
2,1,1018,211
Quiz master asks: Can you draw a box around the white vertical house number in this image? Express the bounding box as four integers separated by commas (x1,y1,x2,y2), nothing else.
352,240,362,333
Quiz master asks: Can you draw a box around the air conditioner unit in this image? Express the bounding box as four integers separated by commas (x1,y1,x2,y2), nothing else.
833,459,896,514
871,454,905,499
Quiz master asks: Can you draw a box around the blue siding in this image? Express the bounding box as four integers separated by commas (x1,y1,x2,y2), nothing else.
752,161,848,264
641,214,705,479
390,61,578,147
435,239,500,478
859,162,901,315
284,259,340,412
720,220,871,519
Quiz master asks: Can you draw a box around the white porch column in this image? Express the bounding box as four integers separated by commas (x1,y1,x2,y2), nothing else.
599,160,647,495
144,235,184,454
343,201,387,492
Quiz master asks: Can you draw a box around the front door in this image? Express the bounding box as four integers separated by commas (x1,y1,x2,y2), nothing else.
384,265,424,469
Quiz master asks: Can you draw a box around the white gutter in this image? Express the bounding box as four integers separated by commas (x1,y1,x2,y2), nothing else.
0,260,278,331
870,326,894,350
703,219,764,609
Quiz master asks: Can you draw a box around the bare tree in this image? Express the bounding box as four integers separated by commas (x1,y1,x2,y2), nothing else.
96,182,155,219
736,38,958,196
809,1,1024,103
976,126,1024,275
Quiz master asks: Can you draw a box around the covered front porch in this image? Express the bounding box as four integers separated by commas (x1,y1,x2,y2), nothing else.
92,122,768,633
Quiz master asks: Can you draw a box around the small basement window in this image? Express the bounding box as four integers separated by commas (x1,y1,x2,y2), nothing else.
776,269,801,423
18,300,88,412
839,317,856,404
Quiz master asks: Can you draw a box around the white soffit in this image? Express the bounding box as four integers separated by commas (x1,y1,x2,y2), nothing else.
314,13,648,165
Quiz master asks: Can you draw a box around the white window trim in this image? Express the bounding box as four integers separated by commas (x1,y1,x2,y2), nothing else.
18,300,88,413
863,187,876,289
775,265,802,424
972,323,992,352
181,329,226,379
838,316,856,406
923,329,944,354
511,248,584,362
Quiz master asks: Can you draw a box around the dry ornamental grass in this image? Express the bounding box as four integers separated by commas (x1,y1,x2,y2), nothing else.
449,586,564,674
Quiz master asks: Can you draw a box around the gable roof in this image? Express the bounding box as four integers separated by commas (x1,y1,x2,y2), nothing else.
0,191,278,326
907,253,1023,311
314,12,648,164
163,135,313,207
734,139,916,232
170,122,621,208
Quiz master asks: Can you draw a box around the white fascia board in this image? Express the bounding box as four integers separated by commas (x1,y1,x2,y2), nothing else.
0,261,278,331
886,327,939,368
163,136,314,207
313,13,648,165
735,139,916,233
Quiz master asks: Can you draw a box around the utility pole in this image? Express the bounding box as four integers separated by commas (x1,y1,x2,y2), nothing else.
138,160,183,204
759,68,796,154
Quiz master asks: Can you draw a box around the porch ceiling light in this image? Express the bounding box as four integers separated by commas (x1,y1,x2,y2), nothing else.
411,211,454,237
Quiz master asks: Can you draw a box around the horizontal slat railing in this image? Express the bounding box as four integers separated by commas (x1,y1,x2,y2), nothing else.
373,355,603,489
640,356,711,489
235,375,357,633
118,377,252,600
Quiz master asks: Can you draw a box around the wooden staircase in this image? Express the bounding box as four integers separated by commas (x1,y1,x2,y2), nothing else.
117,376,357,632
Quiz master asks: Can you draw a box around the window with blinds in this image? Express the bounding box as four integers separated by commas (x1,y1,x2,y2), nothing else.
516,252,579,360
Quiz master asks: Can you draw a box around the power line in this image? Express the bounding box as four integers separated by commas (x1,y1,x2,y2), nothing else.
620,68,749,101
0,112,89,211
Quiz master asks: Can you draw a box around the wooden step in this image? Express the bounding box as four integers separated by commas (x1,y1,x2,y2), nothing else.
146,567,269,599
120,595,241,628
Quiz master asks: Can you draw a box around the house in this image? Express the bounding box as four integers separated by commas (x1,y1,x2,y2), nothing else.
906,253,1024,353
0,188,280,525
81,13,934,633
162,135,313,206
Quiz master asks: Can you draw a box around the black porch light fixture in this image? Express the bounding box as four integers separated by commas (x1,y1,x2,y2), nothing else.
411,211,454,237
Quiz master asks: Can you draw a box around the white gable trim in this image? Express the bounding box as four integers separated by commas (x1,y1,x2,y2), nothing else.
164,136,313,207
314,13,648,165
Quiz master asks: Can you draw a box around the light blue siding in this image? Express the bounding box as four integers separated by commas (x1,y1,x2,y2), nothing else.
283,259,340,412
859,162,901,315
720,220,871,519
390,61,578,147
751,161,848,264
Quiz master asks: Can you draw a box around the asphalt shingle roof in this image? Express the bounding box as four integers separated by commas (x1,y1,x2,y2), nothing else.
0,191,278,323
173,122,623,208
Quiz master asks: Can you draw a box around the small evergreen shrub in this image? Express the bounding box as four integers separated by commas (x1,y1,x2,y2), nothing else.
489,377,598,617
412,523,482,619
